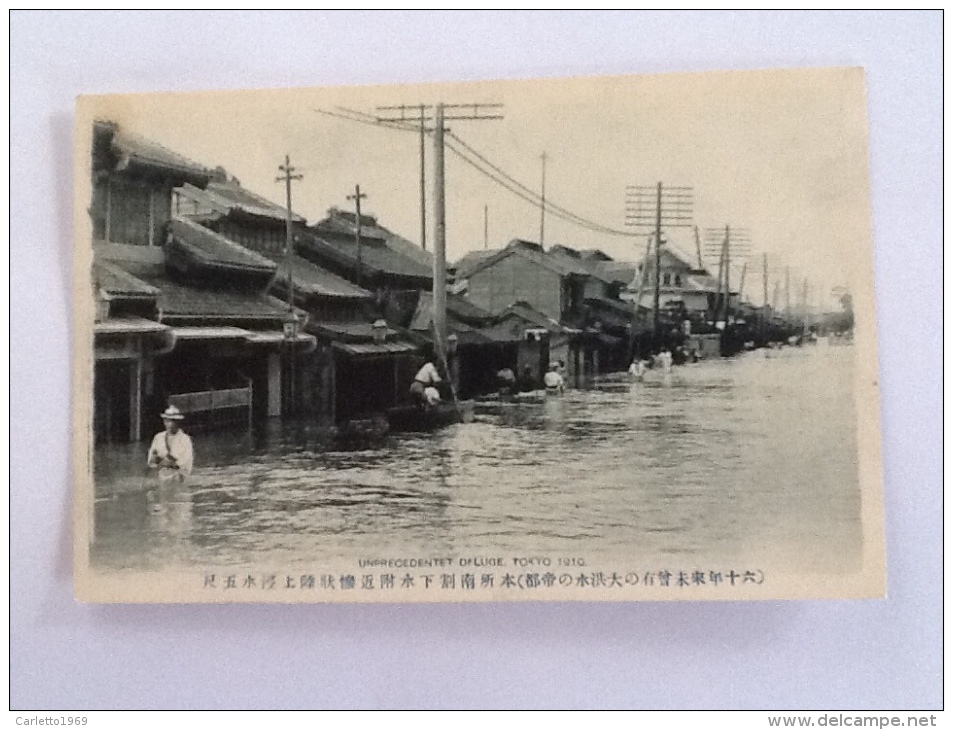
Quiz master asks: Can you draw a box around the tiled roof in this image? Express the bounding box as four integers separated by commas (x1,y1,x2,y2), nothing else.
447,294,493,323
458,239,594,281
547,247,615,283
584,296,637,316
299,229,432,282
409,292,494,331
453,249,498,278
309,321,400,343
315,209,389,240
93,261,159,299
95,121,211,182
332,341,419,357
167,217,277,275
597,261,637,285
579,249,614,262
271,253,373,300
176,181,306,224
379,230,433,270
138,274,289,323
495,301,566,333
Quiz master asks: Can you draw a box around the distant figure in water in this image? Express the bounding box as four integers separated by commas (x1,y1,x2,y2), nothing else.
628,359,646,382
543,363,565,394
148,405,194,483
656,349,673,373
497,367,516,397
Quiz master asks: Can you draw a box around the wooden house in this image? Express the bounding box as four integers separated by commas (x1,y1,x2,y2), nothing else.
623,244,724,317
407,293,522,398
303,208,433,324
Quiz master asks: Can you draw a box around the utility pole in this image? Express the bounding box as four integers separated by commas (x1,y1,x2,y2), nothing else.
772,280,780,314
377,102,503,257
378,102,503,366
346,185,368,289
714,232,726,325
723,224,731,325
539,151,548,249
624,183,694,341
433,103,448,363
276,154,303,415
704,225,751,329
694,225,703,270
277,155,303,313
483,204,489,250
762,253,769,334
801,278,810,334
375,103,433,251
419,104,426,252
653,183,662,335
785,266,791,318
628,235,653,363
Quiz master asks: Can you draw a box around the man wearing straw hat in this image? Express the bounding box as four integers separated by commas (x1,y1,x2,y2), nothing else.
147,405,194,482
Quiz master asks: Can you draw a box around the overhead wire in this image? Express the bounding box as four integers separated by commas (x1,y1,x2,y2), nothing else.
316,106,641,238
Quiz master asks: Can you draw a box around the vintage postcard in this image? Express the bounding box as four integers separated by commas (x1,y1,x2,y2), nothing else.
73,68,884,603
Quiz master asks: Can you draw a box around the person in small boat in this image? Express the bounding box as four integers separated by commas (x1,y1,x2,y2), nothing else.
410,360,442,407
543,362,565,394
147,405,194,483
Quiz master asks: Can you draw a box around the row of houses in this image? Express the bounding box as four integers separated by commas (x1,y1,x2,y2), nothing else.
90,121,738,445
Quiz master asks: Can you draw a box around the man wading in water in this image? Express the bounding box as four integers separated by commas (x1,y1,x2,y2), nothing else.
147,405,194,483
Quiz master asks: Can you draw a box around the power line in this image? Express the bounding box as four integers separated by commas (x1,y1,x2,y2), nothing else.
443,139,632,237
446,131,637,237
316,107,639,238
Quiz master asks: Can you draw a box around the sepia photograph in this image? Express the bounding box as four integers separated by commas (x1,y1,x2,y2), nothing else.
74,68,885,603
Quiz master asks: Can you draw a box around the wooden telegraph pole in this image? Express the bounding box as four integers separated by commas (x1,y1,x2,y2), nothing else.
346,185,368,288
375,103,431,251
762,252,769,335
377,102,503,380
624,183,694,341
704,225,750,327
785,266,791,318
433,103,448,360
723,225,731,325
419,104,426,252
539,151,548,250
276,154,302,414
694,225,704,270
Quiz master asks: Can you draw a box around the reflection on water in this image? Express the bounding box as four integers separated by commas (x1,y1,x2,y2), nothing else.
92,344,862,574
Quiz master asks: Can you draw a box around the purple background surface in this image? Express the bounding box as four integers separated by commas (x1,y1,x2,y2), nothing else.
10,11,942,710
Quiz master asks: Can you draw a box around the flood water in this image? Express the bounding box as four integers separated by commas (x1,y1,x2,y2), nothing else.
91,342,862,575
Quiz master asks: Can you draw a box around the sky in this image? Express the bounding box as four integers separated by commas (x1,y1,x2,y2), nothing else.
80,68,874,310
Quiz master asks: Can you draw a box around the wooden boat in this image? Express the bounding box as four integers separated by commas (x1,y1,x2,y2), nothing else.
386,400,475,431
